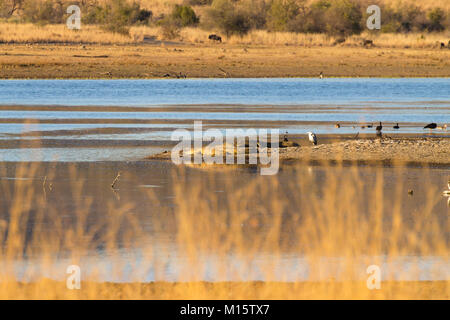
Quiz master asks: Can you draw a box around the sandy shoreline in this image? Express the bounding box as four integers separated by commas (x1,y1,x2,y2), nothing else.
147,137,450,166
1,44,449,79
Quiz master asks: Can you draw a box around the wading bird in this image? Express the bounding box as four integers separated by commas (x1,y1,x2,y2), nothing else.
393,123,400,130
307,132,318,145
424,123,437,132
376,122,382,136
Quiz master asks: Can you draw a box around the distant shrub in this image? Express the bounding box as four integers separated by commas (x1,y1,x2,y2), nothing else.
171,4,199,27
204,0,251,36
185,0,213,6
160,18,181,39
21,0,64,24
288,0,330,33
237,0,267,30
324,0,362,36
398,5,426,32
380,4,438,33
92,0,152,35
0,0,23,18
0,0,447,36
266,0,299,32
427,8,445,32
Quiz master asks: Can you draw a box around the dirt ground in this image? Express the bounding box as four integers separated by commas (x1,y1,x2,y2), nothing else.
148,137,450,166
279,137,450,165
1,43,449,78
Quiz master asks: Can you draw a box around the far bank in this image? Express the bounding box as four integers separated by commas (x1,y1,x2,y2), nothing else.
1,43,449,79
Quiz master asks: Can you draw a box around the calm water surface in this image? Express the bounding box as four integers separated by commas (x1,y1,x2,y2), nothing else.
0,79,448,283
0,79,449,161
1,78,449,106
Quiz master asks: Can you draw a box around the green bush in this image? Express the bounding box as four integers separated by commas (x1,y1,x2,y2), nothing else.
95,0,152,35
266,0,299,32
171,4,198,27
288,0,330,33
324,0,362,36
204,0,251,36
21,0,64,24
0,0,447,36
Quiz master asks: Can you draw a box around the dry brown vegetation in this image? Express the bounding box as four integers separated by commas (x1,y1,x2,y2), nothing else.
0,156,448,299
1,23,449,47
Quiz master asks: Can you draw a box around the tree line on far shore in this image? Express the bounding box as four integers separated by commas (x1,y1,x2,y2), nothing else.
0,0,448,38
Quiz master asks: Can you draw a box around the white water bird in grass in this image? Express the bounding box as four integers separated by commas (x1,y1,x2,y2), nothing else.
307,132,318,145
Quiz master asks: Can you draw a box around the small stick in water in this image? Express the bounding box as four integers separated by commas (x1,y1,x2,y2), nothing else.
111,172,121,189
43,176,47,199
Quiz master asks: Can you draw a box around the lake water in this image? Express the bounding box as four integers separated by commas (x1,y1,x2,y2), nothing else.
0,78,449,161
0,79,448,284
1,78,450,106
1,162,448,282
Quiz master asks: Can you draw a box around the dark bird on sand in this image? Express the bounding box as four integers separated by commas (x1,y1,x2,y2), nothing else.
376,122,382,137
393,123,400,129
376,122,382,131
424,123,437,130
280,132,299,147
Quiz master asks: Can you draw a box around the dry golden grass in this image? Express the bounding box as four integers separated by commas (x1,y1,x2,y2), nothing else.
0,158,448,299
1,23,449,49
0,23,137,44
181,28,450,49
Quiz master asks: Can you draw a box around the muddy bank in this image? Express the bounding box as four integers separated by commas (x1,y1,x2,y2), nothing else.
1,44,449,79
147,137,450,166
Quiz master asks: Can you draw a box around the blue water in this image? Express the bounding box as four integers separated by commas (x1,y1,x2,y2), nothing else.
1,78,449,106
0,78,449,161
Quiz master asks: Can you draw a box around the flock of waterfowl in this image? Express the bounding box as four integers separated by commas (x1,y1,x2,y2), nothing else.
301,122,448,147
331,122,448,134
